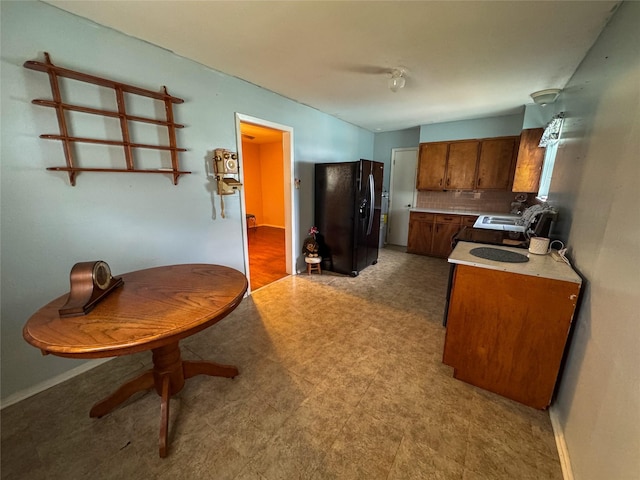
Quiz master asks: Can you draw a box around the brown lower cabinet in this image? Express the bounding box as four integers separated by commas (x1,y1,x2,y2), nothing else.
407,212,478,258
443,264,581,409
431,218,461,257
407,212,434,255
465,228,503,244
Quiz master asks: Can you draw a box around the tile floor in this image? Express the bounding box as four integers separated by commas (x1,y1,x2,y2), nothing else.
1,247,563,479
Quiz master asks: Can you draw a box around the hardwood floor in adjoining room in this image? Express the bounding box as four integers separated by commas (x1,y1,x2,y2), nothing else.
247,226,288,291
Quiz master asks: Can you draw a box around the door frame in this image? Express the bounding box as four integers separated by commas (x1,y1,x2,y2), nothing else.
388,147,418,246
235,113,296,292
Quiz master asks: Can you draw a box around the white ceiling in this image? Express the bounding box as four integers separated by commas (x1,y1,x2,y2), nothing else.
46,1,619,132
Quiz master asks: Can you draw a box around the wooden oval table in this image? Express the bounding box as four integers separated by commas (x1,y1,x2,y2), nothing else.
23,264,248,457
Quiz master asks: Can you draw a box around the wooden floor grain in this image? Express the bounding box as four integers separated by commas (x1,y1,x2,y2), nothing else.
247,226,288,291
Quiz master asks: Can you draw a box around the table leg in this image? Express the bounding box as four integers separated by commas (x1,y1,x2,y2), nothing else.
89,370,155,418
151,343,185,396
159,375,171,458
183,360,238,379
151,343,185,458
90,342,238,457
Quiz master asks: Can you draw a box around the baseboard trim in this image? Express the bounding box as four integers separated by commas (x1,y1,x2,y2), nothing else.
549,405,574,480
0,358,112,410
257,224,285,229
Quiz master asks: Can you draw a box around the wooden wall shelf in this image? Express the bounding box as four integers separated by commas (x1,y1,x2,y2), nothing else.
24,52,190,185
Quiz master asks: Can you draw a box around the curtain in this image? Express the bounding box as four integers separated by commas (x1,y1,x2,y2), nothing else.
539,112,565,147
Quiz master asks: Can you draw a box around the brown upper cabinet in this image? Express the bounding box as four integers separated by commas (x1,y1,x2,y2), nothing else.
418,136,517,192
476,137,517,190
446,141,480,190
416,143,449,190
417,140,479,191
512,128,545,193
417,131,547,193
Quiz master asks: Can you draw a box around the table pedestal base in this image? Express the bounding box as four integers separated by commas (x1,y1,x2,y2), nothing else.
89,342,238,457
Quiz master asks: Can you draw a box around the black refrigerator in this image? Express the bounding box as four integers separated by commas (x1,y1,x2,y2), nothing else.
314,159,384,276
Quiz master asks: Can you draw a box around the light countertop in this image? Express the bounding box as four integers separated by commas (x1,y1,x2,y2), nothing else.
448,241,582,284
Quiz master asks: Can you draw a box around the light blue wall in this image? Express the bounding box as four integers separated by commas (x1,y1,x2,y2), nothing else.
373,127,420,190
545,2,639,478
522,103,556,130
0,1,373,401
419,113,524,142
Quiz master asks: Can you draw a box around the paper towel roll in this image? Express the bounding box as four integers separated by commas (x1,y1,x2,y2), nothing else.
529,237,550,255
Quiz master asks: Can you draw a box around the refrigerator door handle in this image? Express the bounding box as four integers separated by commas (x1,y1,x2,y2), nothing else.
366,173,375,235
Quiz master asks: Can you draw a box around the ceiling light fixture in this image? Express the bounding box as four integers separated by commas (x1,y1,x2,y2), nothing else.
388,68,406,93
530,89,561,106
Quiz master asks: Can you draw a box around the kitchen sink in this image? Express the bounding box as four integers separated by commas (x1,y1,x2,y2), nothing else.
473,214,525,232
481,216,519,225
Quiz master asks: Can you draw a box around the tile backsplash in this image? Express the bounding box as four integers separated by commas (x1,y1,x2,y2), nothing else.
415,190,522,213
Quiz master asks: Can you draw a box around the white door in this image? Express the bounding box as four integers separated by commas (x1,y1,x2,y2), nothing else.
388,148,418,246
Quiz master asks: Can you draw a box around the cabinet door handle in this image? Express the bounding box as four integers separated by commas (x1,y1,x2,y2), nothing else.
477,177,482,186
439,178,443,186
446,178,450,186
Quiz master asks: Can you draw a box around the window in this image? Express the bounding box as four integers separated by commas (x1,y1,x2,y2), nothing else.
536,141,558,201
536,112,565,201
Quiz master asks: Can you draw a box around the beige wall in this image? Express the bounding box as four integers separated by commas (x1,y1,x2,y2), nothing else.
241,140,285,228
243,142,264,223
548,2,639,478
259,142,285,227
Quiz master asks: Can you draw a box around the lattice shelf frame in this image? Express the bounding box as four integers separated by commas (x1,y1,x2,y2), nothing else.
24,52,190,185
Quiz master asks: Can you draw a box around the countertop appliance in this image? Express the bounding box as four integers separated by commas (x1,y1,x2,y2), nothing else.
473,204,557,238
314,160,384,276
473,214,525,232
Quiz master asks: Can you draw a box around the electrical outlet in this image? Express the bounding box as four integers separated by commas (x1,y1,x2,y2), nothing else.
550,250,564,262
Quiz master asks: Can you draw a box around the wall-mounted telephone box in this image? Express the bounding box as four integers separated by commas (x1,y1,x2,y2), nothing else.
213,148,242,195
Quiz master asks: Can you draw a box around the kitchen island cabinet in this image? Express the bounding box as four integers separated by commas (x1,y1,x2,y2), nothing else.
443,241,582,409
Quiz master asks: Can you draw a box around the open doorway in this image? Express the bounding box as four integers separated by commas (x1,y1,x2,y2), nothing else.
235,114,296,293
